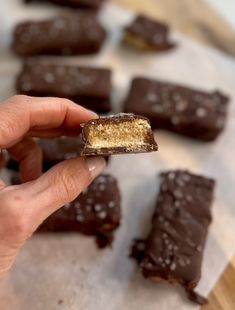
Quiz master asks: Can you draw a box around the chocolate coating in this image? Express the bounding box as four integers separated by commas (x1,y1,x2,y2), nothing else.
2,173,119,249
124,15,175,52
24,0,105,10
16,61,112,112
81,114,158,156
39,137,84,169
12,13,106,56
131,170,215,305
37,174,121,248
124,77,229,141
7,137,110,172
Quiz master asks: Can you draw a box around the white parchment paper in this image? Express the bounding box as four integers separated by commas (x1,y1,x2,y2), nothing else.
0,2,235,309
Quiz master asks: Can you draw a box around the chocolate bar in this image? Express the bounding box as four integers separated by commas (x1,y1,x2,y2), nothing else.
12,13,106,56
123,15,175,52
16,61,112,112
37,174,121,248
7,137,110,173
24,0,105,10
38,137,85,170
80,113,158,156
7,137,83,172
131,170,215,305
124,77,229,141
11,174,121,248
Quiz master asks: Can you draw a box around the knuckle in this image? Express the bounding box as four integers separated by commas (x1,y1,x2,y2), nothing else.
10,94,30,106
58,98,73,106
52,168,80,204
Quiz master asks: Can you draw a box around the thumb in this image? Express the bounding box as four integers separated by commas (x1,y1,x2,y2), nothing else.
7,156,106,232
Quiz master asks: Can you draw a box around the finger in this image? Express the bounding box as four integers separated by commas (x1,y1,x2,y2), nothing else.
8,137,42,182
0,179,6,189
0,95,97,148
2,157,105,233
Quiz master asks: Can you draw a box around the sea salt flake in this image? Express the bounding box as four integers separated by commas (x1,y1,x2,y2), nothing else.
108,201,115,208
146,92,159,102
94,204,102,212
176,100,188,112
168,172,175,180
44,72,55,84
76,214,84,222
96,210,107,219
64,203,70,209
170,262,176,271
196,107,207,118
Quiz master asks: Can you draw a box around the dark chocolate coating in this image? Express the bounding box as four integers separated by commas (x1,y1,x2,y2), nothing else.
7,137,83,172
124,15,175,51
124,77,229,141
24,0,105,9
37,174,121,248
12,14,106,56
81,114,158,156
39,137,84,168
131,170,215,305
16,61,112,112
7,137,110,172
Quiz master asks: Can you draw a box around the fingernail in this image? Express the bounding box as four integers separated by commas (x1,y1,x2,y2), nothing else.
86,157,106,179
88,110,99,118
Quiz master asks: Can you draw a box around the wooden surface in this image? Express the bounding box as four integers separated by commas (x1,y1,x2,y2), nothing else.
112,0,235,309
203,255,235,310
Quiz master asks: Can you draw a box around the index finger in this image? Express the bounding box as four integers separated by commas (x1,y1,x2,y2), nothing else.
0,95,97,148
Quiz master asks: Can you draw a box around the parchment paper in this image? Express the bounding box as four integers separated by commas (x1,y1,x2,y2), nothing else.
0,2,235,309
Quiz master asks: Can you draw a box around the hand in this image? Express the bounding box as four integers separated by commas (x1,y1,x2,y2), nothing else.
0,95,105,277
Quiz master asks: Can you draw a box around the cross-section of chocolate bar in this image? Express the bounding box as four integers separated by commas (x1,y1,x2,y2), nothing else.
24,0,105,10
80,114,158,156
12,13,106,56
16,61,112,112
130,170,215,305
124,77,229,141
123,15,175,52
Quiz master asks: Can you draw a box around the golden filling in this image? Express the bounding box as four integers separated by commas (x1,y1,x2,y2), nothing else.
86,119,150,149
123,33,153,50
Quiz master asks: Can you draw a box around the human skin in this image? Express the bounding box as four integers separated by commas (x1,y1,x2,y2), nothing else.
0,95,105,277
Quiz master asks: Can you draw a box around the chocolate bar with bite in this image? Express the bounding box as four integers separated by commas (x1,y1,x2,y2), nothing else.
24,0,105,10
80,113,158,156
131,170,215,305
123,15,175,52
124,77,229,141
12,13,106,56
16,61,112,112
